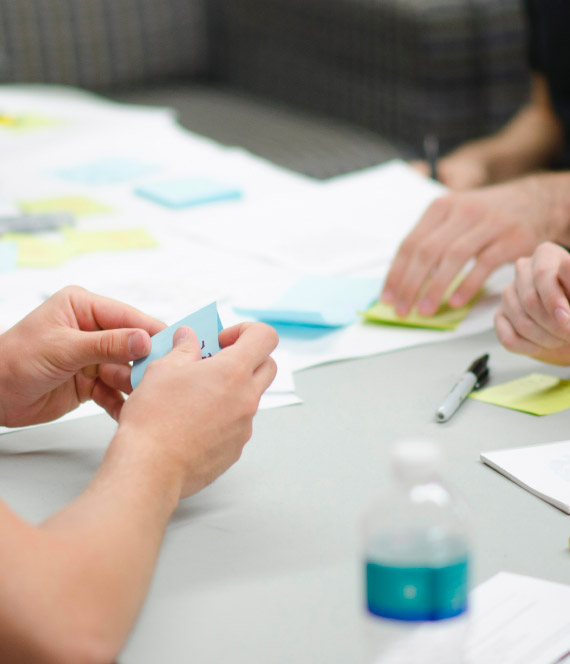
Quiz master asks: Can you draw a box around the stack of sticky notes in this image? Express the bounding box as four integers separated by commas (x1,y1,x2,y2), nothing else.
234,275,380,328
362,276,481,331
135,177,242,209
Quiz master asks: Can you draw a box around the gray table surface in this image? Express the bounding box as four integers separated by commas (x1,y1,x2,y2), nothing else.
1,328,569,663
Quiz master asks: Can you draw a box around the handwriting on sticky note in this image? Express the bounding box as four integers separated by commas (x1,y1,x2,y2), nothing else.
470,373,570,416
131,302,223,389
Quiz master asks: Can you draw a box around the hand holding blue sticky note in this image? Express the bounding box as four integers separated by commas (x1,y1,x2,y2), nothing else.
234,275,380,328
135,177,242,209
131,302,223,389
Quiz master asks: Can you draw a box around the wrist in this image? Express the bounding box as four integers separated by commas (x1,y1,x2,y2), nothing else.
0,331,14,426
105,425,184,518
524,173,570,244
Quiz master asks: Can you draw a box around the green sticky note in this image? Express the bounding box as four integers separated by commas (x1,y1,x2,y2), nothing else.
469,373,570,416
361,276,480,330
63,228,157,253
362,300,474,330
19,196,112,217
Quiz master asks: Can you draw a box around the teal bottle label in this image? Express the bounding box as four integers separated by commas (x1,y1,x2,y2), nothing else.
366,557,469,622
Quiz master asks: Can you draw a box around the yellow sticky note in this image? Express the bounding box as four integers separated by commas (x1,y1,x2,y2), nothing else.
5,234,73,267
0,114,60,131
63,228,157,253
469,373,570,416
361,275,480,330
19,196,112,217
362,298,475,330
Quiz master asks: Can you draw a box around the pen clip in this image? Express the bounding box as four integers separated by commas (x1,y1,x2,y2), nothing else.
474,367,489,390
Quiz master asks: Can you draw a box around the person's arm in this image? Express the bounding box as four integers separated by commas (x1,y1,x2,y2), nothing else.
495,241,570,365
0,290,278,663
413,73,564,190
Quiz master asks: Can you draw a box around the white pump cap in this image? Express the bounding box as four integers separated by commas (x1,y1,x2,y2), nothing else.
390,439,444,482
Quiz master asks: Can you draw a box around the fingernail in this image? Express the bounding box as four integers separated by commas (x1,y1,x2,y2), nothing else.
554,307,570,325
418,298,433,315
173,326,190,346
128,331,148,358
382,289,394,304
449,293,463,307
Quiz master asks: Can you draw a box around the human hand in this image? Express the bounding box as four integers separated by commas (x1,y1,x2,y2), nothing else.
0,286,165,427
495,242,570,365
410,152,490,190
381,175,568,317
114,322,278,499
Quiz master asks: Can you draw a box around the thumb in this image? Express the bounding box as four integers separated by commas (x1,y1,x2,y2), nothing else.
171,326,202,360
67,328,152,367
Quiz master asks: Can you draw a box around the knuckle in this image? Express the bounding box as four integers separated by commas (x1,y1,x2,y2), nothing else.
521,290,539,313
416,240,438,265
243,392,259,418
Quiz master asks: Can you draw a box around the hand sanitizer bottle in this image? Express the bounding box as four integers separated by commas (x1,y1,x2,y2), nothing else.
362,439,470,663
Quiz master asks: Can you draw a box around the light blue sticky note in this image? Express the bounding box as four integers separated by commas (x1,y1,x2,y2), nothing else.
0,241,18,273
234,276,380,328
57,158,157,185
131,302,223,389
135,177,242,209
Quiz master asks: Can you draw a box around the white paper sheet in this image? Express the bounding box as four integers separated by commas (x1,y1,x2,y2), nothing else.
466,572,570,664
376,572,570,664
481,439,570,514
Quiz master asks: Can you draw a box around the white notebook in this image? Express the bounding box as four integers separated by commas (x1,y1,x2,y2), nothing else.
481,440,570,514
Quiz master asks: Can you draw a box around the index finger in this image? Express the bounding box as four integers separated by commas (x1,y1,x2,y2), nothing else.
69,287,167,336
219,322,279,368
382,196,451,303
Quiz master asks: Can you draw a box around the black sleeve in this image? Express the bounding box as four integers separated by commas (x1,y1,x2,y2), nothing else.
524,0,541,71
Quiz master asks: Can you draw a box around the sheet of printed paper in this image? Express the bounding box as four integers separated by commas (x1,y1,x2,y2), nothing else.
465,572,570,664
481,439,570,513
470,372,570,415
377,573,570,664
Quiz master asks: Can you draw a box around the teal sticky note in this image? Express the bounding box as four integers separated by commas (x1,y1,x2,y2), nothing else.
135,177,242,209
234,276,380,328
0,241,18,273
57,158,157,185
131,302,223,389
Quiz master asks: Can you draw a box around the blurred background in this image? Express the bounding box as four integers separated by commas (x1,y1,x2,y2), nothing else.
0,0,530,178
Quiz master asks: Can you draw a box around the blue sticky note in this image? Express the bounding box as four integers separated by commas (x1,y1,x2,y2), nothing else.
57,158,157,185
131,302,223,389
0,241,18,273
234,276,380,328
135,177,242,209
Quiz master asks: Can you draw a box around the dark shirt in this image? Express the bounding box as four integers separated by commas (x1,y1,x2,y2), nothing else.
526,0,570,166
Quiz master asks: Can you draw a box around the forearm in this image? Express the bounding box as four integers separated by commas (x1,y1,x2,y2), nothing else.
0,428,181,664
449,104,563,184
448,74,564,185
